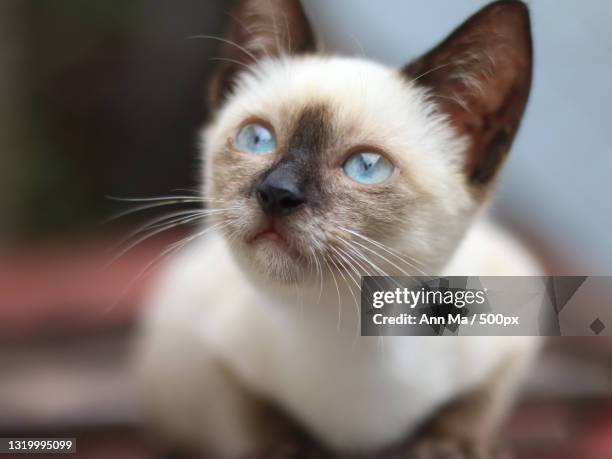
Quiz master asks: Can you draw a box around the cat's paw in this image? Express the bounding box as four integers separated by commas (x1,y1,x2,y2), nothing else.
409,438,509,459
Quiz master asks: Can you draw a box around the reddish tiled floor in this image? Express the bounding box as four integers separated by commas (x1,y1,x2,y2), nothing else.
0,231,186,340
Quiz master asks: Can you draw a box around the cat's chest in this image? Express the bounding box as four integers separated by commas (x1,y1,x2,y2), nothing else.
211,297,461,452
266,339,458,451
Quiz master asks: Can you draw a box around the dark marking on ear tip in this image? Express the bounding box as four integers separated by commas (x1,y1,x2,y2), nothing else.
208,0,317,111
401,0,533,191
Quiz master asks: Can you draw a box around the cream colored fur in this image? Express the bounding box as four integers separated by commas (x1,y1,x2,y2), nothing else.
136,54,542,457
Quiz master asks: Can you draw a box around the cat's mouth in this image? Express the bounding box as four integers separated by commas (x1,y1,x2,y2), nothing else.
249,221,286,245
246,218,301,257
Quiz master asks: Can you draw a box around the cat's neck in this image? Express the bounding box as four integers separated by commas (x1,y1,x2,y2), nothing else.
251,274,378,341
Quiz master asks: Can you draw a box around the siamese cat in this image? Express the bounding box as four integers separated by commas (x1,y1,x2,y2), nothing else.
137,1,542,457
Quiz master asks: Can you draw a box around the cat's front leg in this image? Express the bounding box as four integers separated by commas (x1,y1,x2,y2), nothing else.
136,322,289,458
407,351,533,459
410,400,510,459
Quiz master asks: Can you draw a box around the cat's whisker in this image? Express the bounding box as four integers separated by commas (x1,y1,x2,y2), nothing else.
336,237,395,292
185,34,259,64
338,226,430,276
346,228,427,270
336,241,375,278
224,11,273,62
105,215,206,270
351,239,415,278
281,10,292,55
127,209,231,243
268,2,284,61
305,247,316,281
208,57,252,72
315,253,324,305
330,246,363,330
130,205,236,235
110,209,209,253
142,211,212,232
105,207,237,269
408,62,456,85
169,188,205,195
297,280,305,322
332,246,367,347
339,226,427,271
336,244,400,350
322,256,342,331
326,254,349,331
106,195,221,203
220,221,243,249
329,245,361,290
336,235,391,278
308,246,324,305
218,213,251,246
329,246,360,312
107,220,230,313
346,31,366,59
103,197,219,224
338,236,415,301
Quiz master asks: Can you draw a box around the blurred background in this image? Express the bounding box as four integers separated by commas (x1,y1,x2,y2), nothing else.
1,1,611,458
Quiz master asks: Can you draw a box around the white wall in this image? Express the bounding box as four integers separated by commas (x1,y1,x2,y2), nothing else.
303,0,612,273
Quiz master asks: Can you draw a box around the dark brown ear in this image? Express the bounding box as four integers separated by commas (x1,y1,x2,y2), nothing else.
402,0,533,186
209,0,316,110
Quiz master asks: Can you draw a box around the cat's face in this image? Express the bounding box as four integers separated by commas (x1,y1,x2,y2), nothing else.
204,57,470,282
202,0,532,284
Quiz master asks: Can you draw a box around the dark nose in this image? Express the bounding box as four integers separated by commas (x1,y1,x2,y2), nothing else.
256,168,306,216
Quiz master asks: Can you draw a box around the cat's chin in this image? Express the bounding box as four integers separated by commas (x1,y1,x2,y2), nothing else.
230,234,308,285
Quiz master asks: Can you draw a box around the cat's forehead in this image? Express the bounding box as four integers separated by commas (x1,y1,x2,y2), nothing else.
218,56,448,154
205,54,471,225
244,56,400,105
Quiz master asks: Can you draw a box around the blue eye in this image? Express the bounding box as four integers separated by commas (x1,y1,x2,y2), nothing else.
236,123,276,155
342,152,394,184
